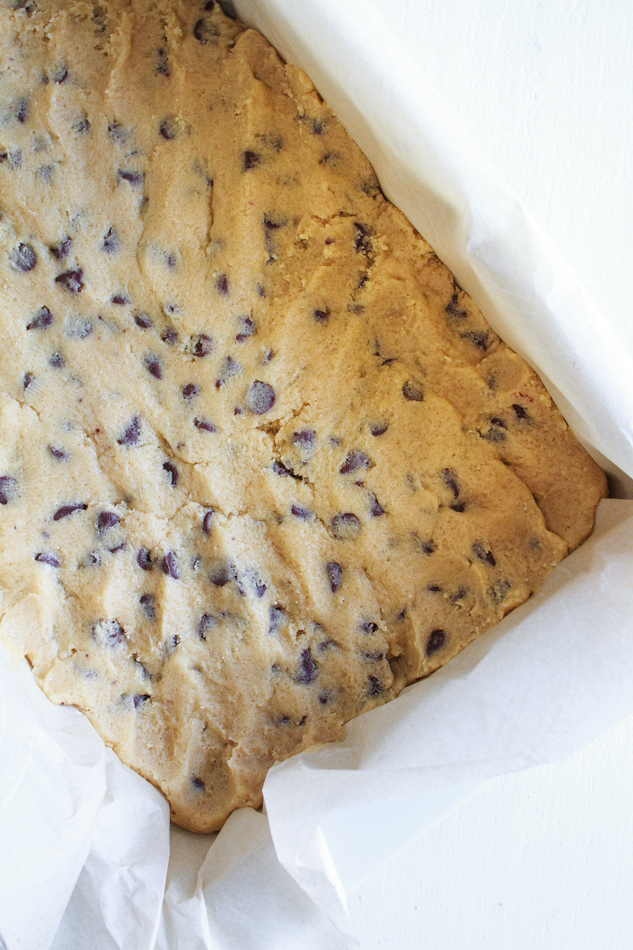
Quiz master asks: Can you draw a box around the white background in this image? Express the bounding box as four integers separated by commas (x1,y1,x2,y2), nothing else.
349,1,633,947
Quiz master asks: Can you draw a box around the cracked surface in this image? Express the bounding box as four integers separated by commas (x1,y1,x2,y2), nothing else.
0,0,607,832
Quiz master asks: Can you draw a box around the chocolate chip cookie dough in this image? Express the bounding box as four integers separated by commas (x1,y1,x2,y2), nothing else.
0,0,607,832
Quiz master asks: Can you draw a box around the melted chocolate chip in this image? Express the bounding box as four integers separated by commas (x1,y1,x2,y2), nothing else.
50,237,72,260
313,308,330,323
194,418,216,433
367,675,384,697
102,228,119,254
145,356,163,379
27,306,53,330
291,504,312,520
426,629,446,656
330,513,361,541
53,503,87,521
297,648,317,684
55,268,84,293
162,551,180,579
198,613,218,640
216,274,229,295
326,561,343,593
135,313,153,329
193,16,219,43
472,542,496,567
97,511,120,533
159,117,178,140
360,621,378,635
202,509,214,534
246,380,276,414
340,449,371,475
369,421,388,436
243,151,261,171
182,383,200,400
402,380,424,402
163,461,179,486
140,593,156,620
118,169,144,187
118,416,141,446
268,604,285,634
10,244,37,273
210,561,236,587
35,552,60,567
0,476,18,506
138,547,153,571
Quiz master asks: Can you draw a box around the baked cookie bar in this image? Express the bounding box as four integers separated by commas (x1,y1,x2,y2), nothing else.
0,0,606,832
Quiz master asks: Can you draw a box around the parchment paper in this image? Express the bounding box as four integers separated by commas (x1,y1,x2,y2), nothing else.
2,1,633,948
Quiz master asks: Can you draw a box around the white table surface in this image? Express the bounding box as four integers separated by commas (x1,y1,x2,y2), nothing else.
348,1,633,947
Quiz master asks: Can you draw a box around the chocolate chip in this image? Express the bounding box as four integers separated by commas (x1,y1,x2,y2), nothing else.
326,561,342,593
112,293,130,305
182,383,200,400
472,542,496,567
162,328,179,344
297,648,317,684
313,308,330,323
272,460,293,477
292,430,316,454
156,48,170,76
162,551,180,579
489,579,512,605
425,629,446,657
193,17,219,43
268,604,285,634
51,64,68,83
369,421,388,436
109,542,126,554
367,675,384,697
118,416,141,446
464,330,489,351
50,237,72,260
72,115,90,134
140,593,156,620
362,650,385,662
145,356,163,379
445,294,468,320
427,584,442,593
192,334,214,358
53,503,87,521
202,509,214,534
243,151,261,171
0,476,18,506
236,316,256,342
221,355,241,378
512,404,529,420
27,306,53,330
198,613,218,640
450,502,466,513
318,691,329,705
360,621,378,635
210,561,236,587
484,418,507,442
23,372,35,389
10,244,37,273
163,461,178,486
204,0,216,9
159,117,178,140
55,268,84,293
402,380,424,402
133,693,151,708
354,222,372,254
340,449,371,475
92,619,127,647
117,169,144,186
311,119,326,134
35,552,60,567
369,492,385,517
102,228,119,254
291,504,312,520
246,380,276,414
49,353,65,369
66,317,93,339
16,97,29,124
194,418,216,433
191,775,205,791
135,313,153,329
330,513,361,541
48,445,68,461
97,511,120,533
441,468,460,498
138,547,153,571
419,538,436,555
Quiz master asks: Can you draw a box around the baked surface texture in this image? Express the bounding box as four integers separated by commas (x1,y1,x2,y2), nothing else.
0,0,606,832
